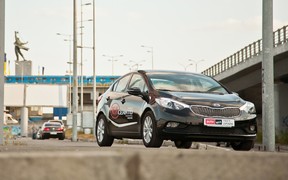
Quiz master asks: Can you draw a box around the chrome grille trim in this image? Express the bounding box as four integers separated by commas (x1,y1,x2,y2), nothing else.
190,105,240,117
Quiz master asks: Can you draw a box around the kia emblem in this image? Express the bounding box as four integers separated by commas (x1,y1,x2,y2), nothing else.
213,103,221,107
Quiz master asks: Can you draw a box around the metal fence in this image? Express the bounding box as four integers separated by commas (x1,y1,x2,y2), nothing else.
202,25,288,77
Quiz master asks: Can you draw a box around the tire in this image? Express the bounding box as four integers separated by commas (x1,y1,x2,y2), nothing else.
58,134,65,140
142,111,163,148
174,140,192,149
32,133,36,140
96,114,114,147
231,140,254,151
41,134,46,140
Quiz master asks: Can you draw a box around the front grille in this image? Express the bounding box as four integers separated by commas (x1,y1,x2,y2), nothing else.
190,105,240,117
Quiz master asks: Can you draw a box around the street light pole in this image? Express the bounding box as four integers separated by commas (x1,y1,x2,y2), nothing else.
80,0,84,114
262,0,275,152
56,33,72,114
129,60,145,70
189,59,204,72
92,0,96,135
67,61,72,114
103,54,123,75
72,0,78,142
0,0,5,145
110,58,117,76
141,45,154,69
179,62,193,71
79,1,92,114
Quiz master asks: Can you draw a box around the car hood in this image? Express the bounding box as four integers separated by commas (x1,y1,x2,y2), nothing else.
160,91,245,108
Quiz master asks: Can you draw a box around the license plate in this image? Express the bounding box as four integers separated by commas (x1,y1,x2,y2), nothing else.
204,118,235,127
50,132,57,135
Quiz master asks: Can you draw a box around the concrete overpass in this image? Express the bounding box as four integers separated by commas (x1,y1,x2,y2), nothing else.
202,25,288,134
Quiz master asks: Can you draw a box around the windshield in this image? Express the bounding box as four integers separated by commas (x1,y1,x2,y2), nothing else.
44,123,61,127
147,72,229,94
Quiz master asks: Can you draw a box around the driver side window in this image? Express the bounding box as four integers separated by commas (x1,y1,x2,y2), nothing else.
129,74,147,93
114,74,131,92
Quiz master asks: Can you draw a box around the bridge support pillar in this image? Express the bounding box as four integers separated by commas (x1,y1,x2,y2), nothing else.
274,83,288,135
20,107,28,137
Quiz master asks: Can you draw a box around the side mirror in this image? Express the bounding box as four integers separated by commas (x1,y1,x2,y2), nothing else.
127,87,142,96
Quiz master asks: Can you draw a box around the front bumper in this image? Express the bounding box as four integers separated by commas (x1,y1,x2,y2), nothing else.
153,106,257,142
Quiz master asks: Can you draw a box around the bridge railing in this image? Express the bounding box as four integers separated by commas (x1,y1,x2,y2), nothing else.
202,25,288,77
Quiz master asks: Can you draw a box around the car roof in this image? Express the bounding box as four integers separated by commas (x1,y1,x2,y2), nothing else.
48,120,64,124
135,70,204,76
43,122,61,126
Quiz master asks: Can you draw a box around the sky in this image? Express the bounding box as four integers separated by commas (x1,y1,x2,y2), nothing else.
4,0,288,76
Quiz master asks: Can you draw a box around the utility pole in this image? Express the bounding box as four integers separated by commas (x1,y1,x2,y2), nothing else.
72,0,78,142
0,0,5,145
92,0,96,135
262,0,275,151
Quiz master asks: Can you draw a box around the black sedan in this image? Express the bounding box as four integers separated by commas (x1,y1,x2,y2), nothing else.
95,70,257,150
38,122,65,140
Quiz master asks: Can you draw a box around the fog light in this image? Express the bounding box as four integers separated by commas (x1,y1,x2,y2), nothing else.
166,122,179,128
249,125,256,131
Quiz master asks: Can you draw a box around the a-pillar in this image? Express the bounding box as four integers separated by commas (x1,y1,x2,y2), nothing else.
21,107,28,137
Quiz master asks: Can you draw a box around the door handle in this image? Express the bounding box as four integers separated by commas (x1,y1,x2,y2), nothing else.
106,96,110,101
121,99,126,104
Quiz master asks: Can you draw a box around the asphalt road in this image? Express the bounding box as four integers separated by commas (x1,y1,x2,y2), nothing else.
0,137,215,152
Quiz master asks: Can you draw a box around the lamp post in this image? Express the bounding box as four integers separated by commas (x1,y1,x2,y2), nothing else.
79,1,92,113
123,63,133,72
92,0,96,135
72,0,78,142
127,60,145,71
56,33,72,62
189,59,204,72
179,62,193,71
141,45,154,69
0,0,4,145
123,60,145,71
67,61,73,114
56,33,72,114
262,0,275,152
103,54,123,75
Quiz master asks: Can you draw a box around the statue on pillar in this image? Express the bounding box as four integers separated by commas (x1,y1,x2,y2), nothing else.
14,31,29,61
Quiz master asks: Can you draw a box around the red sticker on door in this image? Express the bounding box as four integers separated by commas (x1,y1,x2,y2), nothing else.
110,103,120,119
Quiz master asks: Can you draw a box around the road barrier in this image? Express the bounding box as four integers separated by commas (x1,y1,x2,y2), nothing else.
0,150,287,180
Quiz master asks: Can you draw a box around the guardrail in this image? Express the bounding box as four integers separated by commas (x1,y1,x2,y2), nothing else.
202,25,288,77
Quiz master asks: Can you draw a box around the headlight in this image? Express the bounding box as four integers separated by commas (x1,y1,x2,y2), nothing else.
155,98,189,110
240,101,256,114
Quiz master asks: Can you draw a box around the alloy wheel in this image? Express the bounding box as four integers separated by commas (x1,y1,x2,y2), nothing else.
143,116,153,143
97,118,105,143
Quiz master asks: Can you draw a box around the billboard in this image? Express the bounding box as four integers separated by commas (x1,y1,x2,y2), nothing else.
4,84,67,107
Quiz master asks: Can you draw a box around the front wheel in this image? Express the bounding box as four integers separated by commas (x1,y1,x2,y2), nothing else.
231,140,254,151
174,140,192,149
96,114,114,147
142,111,163,148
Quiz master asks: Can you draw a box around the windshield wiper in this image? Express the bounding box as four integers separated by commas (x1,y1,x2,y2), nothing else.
178,90,224,95
157,89,173,92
